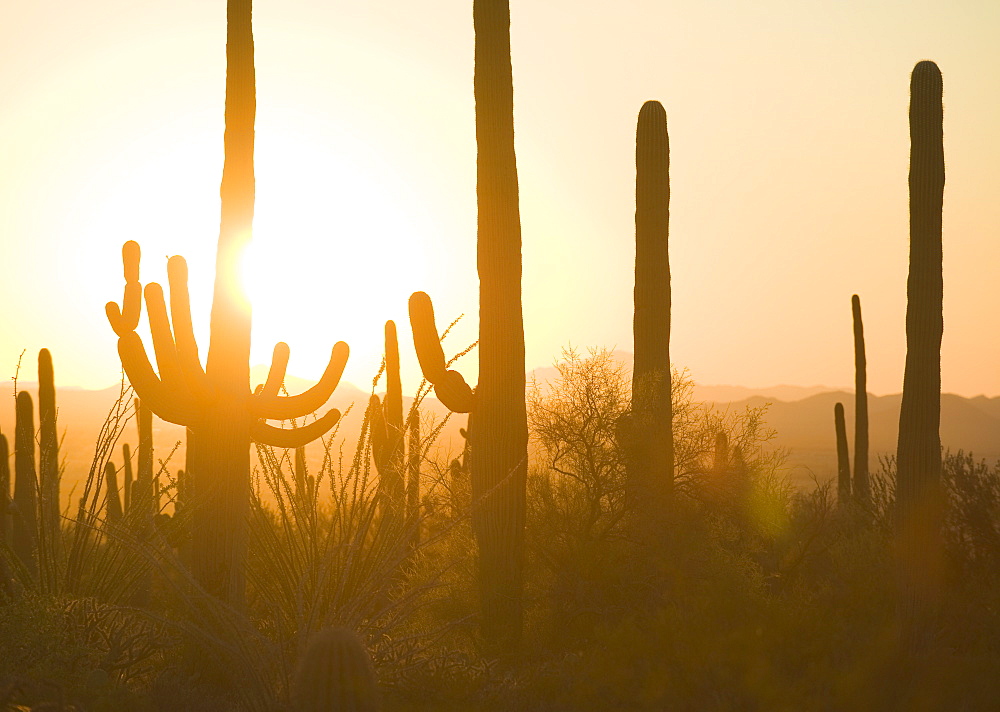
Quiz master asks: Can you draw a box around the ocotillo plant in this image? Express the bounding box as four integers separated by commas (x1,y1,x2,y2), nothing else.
896,60,945,629
834,402,851,505
629,100,673,536
408,0,528,650
37,349,60,556
122,443,133,513
291,627,380,712
852,295,870,506
13,391,37,578
105,0,349,605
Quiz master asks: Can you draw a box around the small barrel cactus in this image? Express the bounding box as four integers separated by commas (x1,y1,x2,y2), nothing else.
292,627,379,712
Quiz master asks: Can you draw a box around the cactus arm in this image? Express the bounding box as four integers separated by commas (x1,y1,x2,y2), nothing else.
144,283,190,394
252,342,349,419
435,371,477,413
384,321,404,437
408,292,476,412
257,342,290,399
106,241,143,336
408,291,451,383
117,333,197,425
166,256,213,396
250,410,341,449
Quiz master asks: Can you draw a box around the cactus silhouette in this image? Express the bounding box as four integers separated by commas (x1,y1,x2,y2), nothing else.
122,443,133,513
370,321,406,517
134,399,153,518
292,627,380,712
406,409,421,545
13,391,37,578
896,60,945,631
851,294,869,506
104,0,349,605
407,0,528,650
37,349,60,558
628,99,673,535
104,461,123,524
0,433,8,592
0,433,9,551
834,402,851,505
294,446,308,506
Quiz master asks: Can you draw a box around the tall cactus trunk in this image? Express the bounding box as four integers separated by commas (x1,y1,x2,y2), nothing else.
189,0,255,606
629,100,673,537
834,402,851,506
407,410,421,547
122,443,133,514
896,60,945,639
37,349,60,570
13,392,38,579
472,0,528,652
136,399,154,518
133,398,153,606
852,295,870,507
105,462,124,524
0,434,10,592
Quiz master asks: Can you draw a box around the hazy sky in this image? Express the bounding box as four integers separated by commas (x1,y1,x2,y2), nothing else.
0,0,998,398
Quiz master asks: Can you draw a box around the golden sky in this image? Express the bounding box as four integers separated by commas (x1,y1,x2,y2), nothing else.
0,0,998,398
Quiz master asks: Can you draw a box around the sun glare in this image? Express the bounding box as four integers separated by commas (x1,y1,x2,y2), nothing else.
243,125,435,389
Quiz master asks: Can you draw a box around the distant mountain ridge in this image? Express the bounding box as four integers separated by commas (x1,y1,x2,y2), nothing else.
5,355,999,504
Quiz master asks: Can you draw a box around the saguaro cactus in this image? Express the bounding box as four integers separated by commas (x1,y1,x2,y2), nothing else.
628,100,673,535
852,295,870,506
38,349,60,551
105,0,349,605
134,399,153,518
0,433,10,552
407,0,528,651
0,433,8,592
834,402,851,505
13,391,38,578
105,462,124,524
406,409,421,544
370,321,406,516
122,443,133,513
896,60,945,627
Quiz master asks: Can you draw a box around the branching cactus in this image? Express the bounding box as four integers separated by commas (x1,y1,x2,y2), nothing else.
104,0,349,605
406,0,528,651
896,59,945,629
13,391,38,578
629,99,673,536
834,402,851,506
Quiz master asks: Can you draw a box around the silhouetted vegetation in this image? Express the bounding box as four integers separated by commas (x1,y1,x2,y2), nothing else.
0,0,996,708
